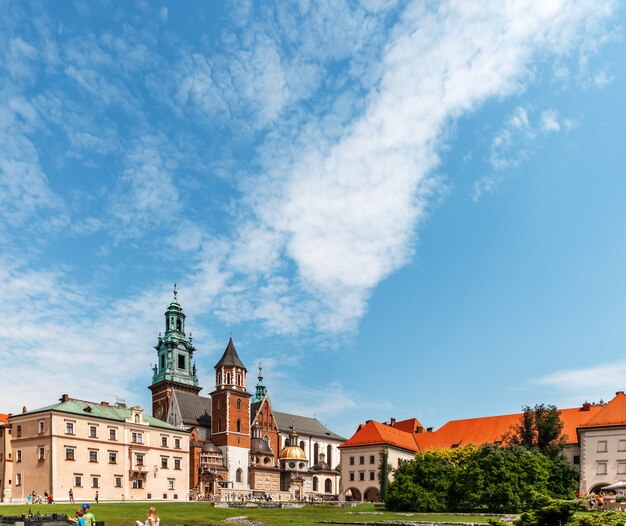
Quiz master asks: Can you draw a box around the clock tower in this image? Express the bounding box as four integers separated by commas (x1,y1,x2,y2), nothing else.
149,285,201,420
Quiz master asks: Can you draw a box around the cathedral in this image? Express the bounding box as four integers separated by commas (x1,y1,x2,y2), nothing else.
148,288,344,500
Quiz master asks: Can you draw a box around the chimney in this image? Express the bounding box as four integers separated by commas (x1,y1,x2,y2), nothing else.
390,417,396,426
415,426,423,433
427,427,434,432
22,406,27,413
101,402,109,407
582,402,591,411
60,394,69,403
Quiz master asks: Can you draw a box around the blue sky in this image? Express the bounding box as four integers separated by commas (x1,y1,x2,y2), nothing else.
2,1,625,439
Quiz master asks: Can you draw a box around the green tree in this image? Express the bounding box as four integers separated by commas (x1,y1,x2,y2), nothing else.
379,448,391,501
508,404,566,452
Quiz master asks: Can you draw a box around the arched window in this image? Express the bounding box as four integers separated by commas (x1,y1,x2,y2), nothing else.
284,438,290,447
217,373,222,385
314,443,319,464
135,414,140,423
327,445,332,467
299,440,305,451
325,478,332,493
263,434,269,444
237,373,241,385
176,318,181,331
237,399,241,411
313,476,318,492
236,468,242,483
226,373,231,384
237,419,241,433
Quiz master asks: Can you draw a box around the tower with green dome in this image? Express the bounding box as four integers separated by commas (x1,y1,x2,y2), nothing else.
149,285,201,421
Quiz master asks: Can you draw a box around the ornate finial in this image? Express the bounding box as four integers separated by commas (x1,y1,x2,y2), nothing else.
258,357,263,379
173,282,178,300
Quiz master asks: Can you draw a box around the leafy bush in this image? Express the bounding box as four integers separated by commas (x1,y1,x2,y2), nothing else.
513,501,576,526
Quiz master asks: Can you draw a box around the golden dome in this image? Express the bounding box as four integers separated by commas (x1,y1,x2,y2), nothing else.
279,445,307,461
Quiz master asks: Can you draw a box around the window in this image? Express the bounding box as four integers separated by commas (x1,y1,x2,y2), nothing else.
359,456,365,465
161,436,168,447
598,440,608,453
16,473,22,486
115,477,122,488
109,428,117,441
160,354,165,369
236,468,243,483
136,453,144,465
132,479,143,489
327,445,332,467
109,452,117,464
161,457,168,469
226,373,231,384
619,440,626,452
349,472,354,481
92,477,99,488
174,458,181,470
174,438,181,449
39,421,45,434
237,419,241,433
237,399,241,411
178,354,185,369
369,455,375,464
16,450,21,462
66,448,75,461
370,471,375,480
313,477,318,491
89,450,98,463
89,426,98,438
74,475,82,487
597,462,608,475
131,432,143,444
359,472,365,481
16,425,21,437
237,374,241,385
325,479,332,493
573,455,580,465
168,480,174,490
618,462,626,475
349,456,354,465
66,422,74,435
38,447,45,461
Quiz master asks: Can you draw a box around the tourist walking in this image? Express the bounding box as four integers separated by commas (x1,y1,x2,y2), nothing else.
69,489,74,503
135,506,159,526
95,491,99,504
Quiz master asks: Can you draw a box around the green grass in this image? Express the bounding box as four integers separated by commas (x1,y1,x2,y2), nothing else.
0,502,501,526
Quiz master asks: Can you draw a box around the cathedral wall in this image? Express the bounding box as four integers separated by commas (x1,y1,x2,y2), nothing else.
222,445,249,489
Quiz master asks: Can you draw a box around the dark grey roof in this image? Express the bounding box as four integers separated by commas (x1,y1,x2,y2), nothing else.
311,461,334,472
172,390,211,427
251,437,274,455
201,441,223,454
214,337,246,370
251,401,262,421
274,411,345,441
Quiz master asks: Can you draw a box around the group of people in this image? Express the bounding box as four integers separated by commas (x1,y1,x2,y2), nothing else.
70,503,159,526
26,491,53,504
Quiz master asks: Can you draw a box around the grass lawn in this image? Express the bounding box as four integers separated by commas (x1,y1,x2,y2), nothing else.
0,502,501,526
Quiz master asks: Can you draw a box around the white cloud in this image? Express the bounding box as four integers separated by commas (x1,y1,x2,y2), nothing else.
159,7,168,22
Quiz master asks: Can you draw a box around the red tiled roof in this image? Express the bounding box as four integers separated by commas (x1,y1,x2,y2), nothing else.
581,392,626,429
342,395,621,453
339,420,419,452
0,413,9,425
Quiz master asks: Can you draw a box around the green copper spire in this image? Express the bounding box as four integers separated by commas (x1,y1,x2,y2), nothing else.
251,358,267,403
151,285,199,388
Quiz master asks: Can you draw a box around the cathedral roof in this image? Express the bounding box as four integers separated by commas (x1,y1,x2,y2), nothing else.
311,460,333,472
274,411,345,441
171,390,211,427
251,437,274,456
214,336,246,370
201,440,223,454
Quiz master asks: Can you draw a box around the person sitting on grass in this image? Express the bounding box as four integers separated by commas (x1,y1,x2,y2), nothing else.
135,507,159,526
